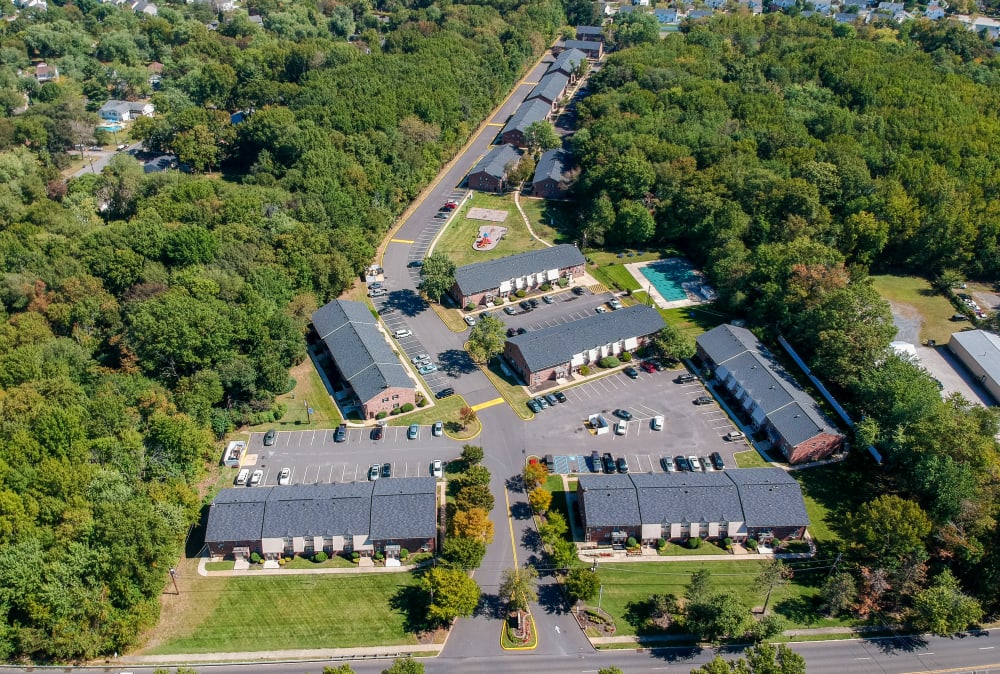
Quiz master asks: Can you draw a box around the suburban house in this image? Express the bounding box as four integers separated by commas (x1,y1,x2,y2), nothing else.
949,329,1000,404
130,0,157,14
574,25,605,41
499,98,552,148
33,63,58,83
695,324,844,464
532,149,572,198
99,99,155,122
467,144,522,193
925,2,945,19
546,48,588,81
654,8,679,24
311,299,415,420
450,244,585,308
504,304,665,386
687,9,715,18
15,0,48,10
556,39,604,59
577,469,809,546
204,478,438,560
525,71,570,111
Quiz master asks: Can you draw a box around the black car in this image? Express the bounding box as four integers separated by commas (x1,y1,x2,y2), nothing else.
507,327,518,337
333,423,347,442
553,390,567,403
263,429,277,446
528,298,539,308
675,373,698,383
407,260,423,268
710,452,726,470
527,398,543,413
694,396,714,405
616,456,629,474
572,286,586,296
519,300,532,311
544,393,559,406
590,450,601,473
370,425,384,441
436,387,455,399
381,462,392,478
602,452,616,474
517,327,527,335
613,409,633,421
675,455,692,471
624,367,639,379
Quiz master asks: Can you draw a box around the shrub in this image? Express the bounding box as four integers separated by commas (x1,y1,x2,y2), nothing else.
724,537,733,550
313,551,328,562
284,556,292,562
417,398,427,407
599,356,620,368
558,277,569,287
400,548,409,561
374,551,384,561
376,411,387,420
747,538,759,551
626,537,638,549
465,303,476,312
493,296,504,305
579,365,591,376
278,558,286,565
400,402,415,413
351,552,361,562
540,282,552,291
250,552,261,564
688,537,701,549
390,407,401,415
657,538,667,550
515,289,526,298
622,352,634,363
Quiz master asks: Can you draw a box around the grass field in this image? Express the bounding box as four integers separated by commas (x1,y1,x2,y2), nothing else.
204,561,234,571
482,358,532,420
387,394,481,441
871,274,956,344
519,197,575,245
660,305,732,339
733,450,771,468
248,357,342,432
792,464,862,549
590,561,856,636
282,554,356,570
658,541,728,556
590,262,642,292
433,193,548,266
143,573,421,654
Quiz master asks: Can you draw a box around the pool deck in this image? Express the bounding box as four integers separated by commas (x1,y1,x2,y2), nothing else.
624,259,715,310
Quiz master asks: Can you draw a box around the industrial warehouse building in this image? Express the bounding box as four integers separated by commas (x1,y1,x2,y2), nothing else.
949,329,1000,403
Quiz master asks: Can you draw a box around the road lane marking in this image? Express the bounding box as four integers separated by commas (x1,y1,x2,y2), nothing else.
390,238,415,244
505,487,518,564
485,122,504,127
472,397,505,411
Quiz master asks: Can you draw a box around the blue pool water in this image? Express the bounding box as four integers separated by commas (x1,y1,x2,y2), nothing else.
639,260,698,302
98,123,124,132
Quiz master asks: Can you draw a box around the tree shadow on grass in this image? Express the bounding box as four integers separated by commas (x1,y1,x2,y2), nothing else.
390,584,432,634
773,595,825,628
624,598,655,635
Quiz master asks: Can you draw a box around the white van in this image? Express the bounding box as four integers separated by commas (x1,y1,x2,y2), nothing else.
393,329,412,339
235,468,250,486
369,288,388,297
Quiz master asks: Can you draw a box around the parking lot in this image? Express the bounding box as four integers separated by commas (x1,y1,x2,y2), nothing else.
236,427,466,488
489,286,619,334
524,366,749,472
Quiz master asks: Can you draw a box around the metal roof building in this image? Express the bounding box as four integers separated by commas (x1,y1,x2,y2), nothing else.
949,329,1000,404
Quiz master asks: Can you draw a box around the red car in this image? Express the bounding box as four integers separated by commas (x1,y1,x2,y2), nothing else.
442,201,458,211
640,361,657,373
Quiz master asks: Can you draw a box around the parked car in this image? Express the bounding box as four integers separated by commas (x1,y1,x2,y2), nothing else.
463,315,476,327
235,468,250,485
504,306,517,315
951,313,969,321
694,396,714,405
436,387,454,399
407,424,419,440
651,415,664,431
432,421,443,437
590,450,602,473
616,456,629,473
660,456,675,472
393,329,412,339
572,286,586,295
675,455,691,471
411,353,431,365
553,390,567,403
520,300,532,310
263,429,277,446
368,288,388,297
595,306,608,313
710,452,726,470
434,212,449,219
688,455,703,471
442,200,458,210
701,456,715,471
640,361,657,374
542,295,555,304
602,452,616,474
334,423,347,443
371,425,384,441
528,298,539,308
379,306,396,315
249,469,264,486
624,367,639,379
430,460,443,478
517,327,527,335
527,398,542,414
608,298,623,310
277,467,291,485
418,363,438,375
613,409,632,421
544,393,559,407
507,328,518,337
368,464,381,481
382,463,392,478
724,430,745,441
614,419,627,435
407,260,423,268
675,373,698,383
369,282,383,290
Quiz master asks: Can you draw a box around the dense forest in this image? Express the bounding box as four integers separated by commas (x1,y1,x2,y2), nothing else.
0,0,564,661
572,14,1000,626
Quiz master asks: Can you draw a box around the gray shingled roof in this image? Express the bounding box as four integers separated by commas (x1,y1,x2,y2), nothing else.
547,48,587,76
311,300,413,404
562,39,601,52
507,304,665,372
575,25,604,37
578,475,640,527
533,149,569,185
262,483,373,538
205,487,270,543
370,477,437,540
500,98,552,138
697,324,838,448
951,330,1000,387
726,469,809,528
526,71,569,104
454,244,584,296
470,144,521,180
630,473,743,524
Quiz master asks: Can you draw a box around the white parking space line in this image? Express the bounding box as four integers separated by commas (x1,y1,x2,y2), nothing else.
282,432,291,446
310,430,317,445
326,465,335,483
340,464,348,482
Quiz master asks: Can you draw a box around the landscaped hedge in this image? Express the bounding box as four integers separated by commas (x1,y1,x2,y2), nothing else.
400,403,415,413
313,551,328,562
579,365,591,376
620,352,632,362
599,356,620,368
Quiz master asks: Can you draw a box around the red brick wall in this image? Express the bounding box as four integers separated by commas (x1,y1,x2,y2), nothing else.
469,171,504,193
785,432,843,464
500,129,527,148
533,178,565,199
362,386,416,420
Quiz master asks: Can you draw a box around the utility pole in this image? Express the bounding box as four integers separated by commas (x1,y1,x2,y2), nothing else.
305,400,312,424
597,584,603,612
828,552,843,579
168,568,179,594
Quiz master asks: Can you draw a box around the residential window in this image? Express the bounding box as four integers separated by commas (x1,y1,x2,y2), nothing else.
392,394,399,400
382,397,389,403
393,402,399,409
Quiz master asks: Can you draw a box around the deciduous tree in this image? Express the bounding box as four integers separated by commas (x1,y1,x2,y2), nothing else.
499,565,539,613
528,487,552,514
419,253,457,304
467,315,506,363
910,569,983,636
451,507,494,544
522,461,548,491
420,567,480,625
565,568,601,603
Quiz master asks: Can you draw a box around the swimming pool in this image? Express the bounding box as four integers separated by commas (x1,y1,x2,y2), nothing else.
639,259,698,302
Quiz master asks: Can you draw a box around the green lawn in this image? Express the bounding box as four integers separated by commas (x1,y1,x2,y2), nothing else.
733,450,771,468
433,192,548,266
657,541,729,556
519,197,575,245
542,474,572,538
282,554,356,569
204,561,234,571
144,573,421,654
871,274,956,344
590,262,642,292
387,393,480,440
590,561,856,636
792,464,861,549
482,358,532,420
248,357,342,432
661,304,733,340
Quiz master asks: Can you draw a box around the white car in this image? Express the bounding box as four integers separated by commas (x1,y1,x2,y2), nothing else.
430,460,443,478
463,315,476,327
277,467,291,485
411,353,431,364
724,430,745,441
614,419,627,435
608,298,623,310
393,329,412,339
688,456,702,471
651,415,664,431
432,421,443,436
249,469,264,486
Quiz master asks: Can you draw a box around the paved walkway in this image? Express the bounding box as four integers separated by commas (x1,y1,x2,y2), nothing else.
121,643,445,665
513,190,553,247
588,624,897,647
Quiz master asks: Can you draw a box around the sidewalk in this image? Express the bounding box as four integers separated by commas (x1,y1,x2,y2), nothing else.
120,643,445,665
198,555,425,577
588,624,898,648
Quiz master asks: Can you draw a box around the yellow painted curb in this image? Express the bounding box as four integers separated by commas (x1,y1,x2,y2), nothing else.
390,238,415,244
471,397,504,412
499,612,539,651
485,122,504,127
